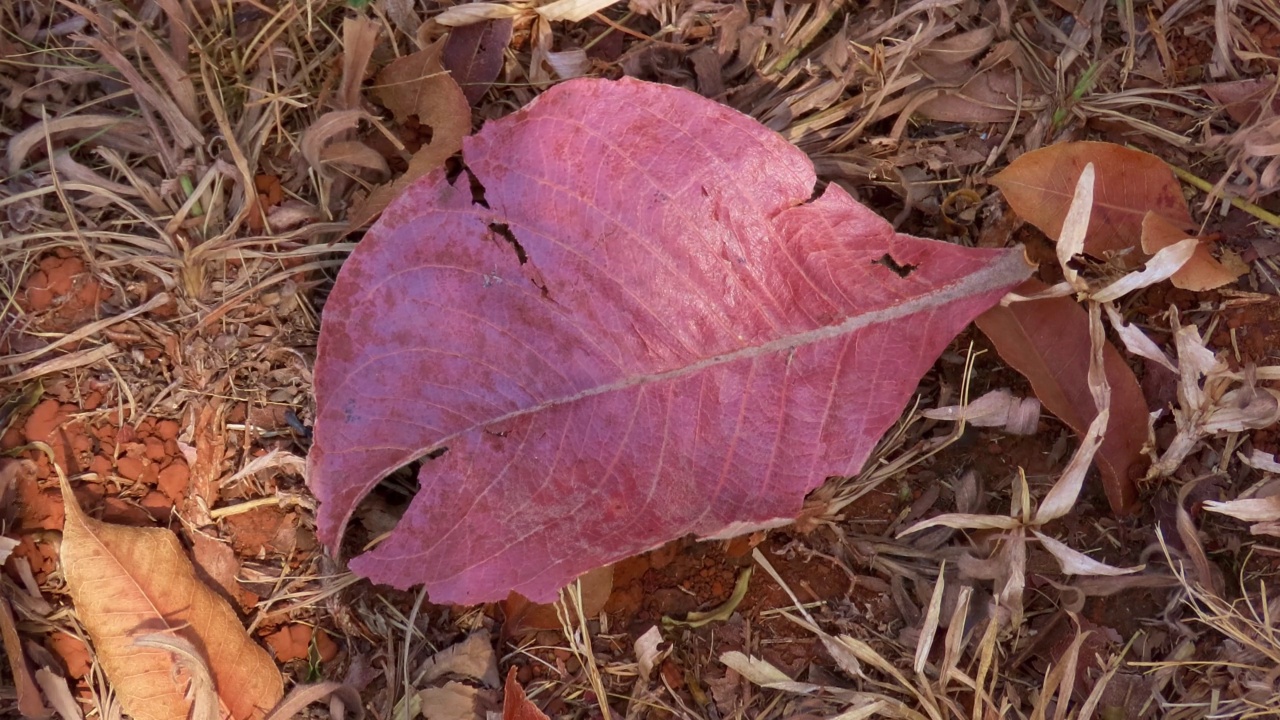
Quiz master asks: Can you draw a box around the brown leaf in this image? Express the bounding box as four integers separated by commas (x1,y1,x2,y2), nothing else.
991,142,1193,265
59,475,282,720
913,69,1019,123
442,19,513,106
976,280,1147,513
348,44,471,228
502,667,550,720
1140,211,1242,292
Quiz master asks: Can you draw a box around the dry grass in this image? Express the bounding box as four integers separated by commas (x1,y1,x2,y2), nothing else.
3,0,1280,717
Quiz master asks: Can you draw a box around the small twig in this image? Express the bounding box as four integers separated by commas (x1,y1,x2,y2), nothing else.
1168,163,1280,229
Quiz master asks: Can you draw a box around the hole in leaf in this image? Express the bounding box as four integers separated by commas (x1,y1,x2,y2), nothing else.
344,448,447,556
464,167,489,208
489,223,527,265
874,253,917,278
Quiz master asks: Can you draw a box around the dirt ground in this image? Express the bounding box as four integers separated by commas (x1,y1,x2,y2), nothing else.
4,0,1280,718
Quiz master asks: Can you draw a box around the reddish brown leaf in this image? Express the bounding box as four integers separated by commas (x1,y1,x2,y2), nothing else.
310,78,1032,604
59,476,282,720
991,142,1192,264
976,280,1147,513
442,19,513,106
503,667,550,720
1140,211,1242,292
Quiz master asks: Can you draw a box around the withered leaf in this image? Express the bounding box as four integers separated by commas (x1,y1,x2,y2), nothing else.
59,477,282,720
349,43,471,229
976,279,1148,513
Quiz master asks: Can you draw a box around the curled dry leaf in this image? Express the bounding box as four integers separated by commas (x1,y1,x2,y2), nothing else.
634,626,665,681
415,630,500,689
310,78,1032,604
348,43,471,229
57,470,282,720
502,564,613,632
923,388,1040,435
976,280,1147,513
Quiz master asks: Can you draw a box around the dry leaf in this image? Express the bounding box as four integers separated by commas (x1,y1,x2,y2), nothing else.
502,667,550,720
922,388,1040,434
435,3,525,27
59,472,282,720
442,20,513,106
1150,322,1280,478
1140,211,1242,291
349,43,471,228
992,142,1192,265
32,666,81,720
634,626,664,680
718,652,818,693
536,0,623,22
419,682,481,720
976,281,1147,513
1203,496,1280,523
1032,532,1144,575
415,630,500,689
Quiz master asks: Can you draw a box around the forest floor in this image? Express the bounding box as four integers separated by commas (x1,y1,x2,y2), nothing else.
3,0,1280,718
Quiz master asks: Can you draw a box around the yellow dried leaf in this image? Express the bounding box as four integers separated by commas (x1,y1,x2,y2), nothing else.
59,473,282,720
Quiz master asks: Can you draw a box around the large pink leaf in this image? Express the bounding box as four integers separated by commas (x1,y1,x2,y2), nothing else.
310,78,1031,604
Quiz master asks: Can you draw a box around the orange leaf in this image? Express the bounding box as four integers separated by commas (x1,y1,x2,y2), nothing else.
991,142,1192,265
976,280,1147,513
348,42,471,229
59,477,282,720
503,667,550,720
1140,211,1243,292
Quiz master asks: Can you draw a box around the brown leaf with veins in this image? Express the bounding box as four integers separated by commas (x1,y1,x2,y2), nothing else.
992,142,1192,266
349,42,471,229
976,279,1148,513
59,474,282,720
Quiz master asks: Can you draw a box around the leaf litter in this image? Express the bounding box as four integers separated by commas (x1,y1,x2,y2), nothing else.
4,0,1280,717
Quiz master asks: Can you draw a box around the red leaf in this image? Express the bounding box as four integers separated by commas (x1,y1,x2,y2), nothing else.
309,78,1031,603
976,280,1147,513
990,141,1192,264
442,19,513,106
503,667,549,720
